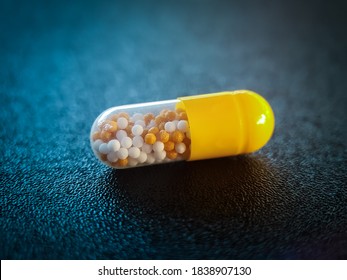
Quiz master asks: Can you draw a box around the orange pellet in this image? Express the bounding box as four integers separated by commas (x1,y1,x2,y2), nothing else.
155,116,165,125
110,114,119,121
179,112,188,120
165,110,176,121
103,120,118,133
182,149,190,159
159,130,170,143
117,158,128,167
183,137,191,147
148,127,159,135
125,125,133,136
158,122,165,131
144,113,155,124
171,130,185,143
118,112,130,120
99,153,107,161
164,141,175,151
166,150,178,160
92,131,101,141
100,131,112,142
160,109,169,116
145,133,156,144
141,129,148,138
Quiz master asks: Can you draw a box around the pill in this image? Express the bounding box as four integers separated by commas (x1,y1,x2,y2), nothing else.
117,117,128,129
116,130,127,141
120,137,132,148
107,151,118,163
132,135,144,148
99,143,109,154
153,141,164,153
164,121,176,133
175,142,186,154
117,148,128,160
177,120,189,132
128,147,141,159
137,151,148,163
107,139,120,152
128,158,138,167
90,90,275,169
131,124,144,136
141,143,153,154
132,113,143,122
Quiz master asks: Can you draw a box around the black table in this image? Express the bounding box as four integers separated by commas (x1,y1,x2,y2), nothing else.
1,0,346,259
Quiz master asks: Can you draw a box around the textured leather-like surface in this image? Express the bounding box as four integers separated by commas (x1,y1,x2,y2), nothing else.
1,0,346,259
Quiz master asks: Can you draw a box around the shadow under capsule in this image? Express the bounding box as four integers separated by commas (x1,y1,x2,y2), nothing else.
105,155,287,222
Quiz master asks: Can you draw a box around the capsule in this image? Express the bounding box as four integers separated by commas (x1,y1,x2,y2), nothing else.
90,90,275,169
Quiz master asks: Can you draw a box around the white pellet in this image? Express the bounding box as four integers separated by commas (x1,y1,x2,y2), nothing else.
177,120,189,132
121,136,132,148
175,142,186,154
132,113,143,122
107,152,118,162
92,139,103,151
132,136,144,148
117,117,128,129
131,124,144,136
117,148,128,160
164,121,176,132
99,143,109,154
152,141,164,152
116,130,127,141
128,147,141,159
128,158,138,167
135,120,146,128
141,143,152,154
137,151,147,163
146,154,155,164
107,139,120,152
154,150,166,161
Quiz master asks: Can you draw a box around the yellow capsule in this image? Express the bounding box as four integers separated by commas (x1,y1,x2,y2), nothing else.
90,90,275,168
178,90,275,159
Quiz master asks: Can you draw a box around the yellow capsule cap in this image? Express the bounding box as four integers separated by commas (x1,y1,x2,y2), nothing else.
178,90,275,161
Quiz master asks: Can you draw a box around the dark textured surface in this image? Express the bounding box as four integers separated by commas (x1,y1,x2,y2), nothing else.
1,0,347,259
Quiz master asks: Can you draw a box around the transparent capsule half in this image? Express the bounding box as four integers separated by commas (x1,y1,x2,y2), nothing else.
90,90,275,169
90,99,191,168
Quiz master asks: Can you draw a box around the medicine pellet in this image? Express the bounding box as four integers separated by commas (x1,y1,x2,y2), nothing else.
90,90,275,169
